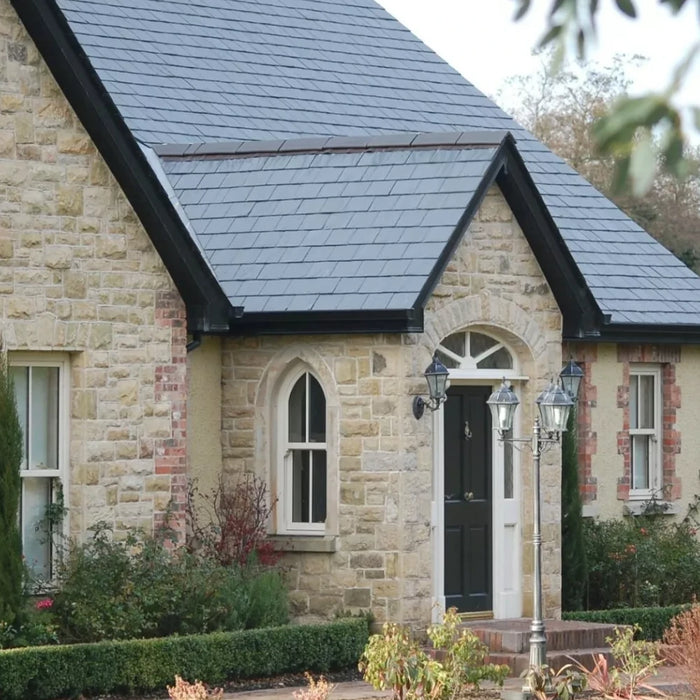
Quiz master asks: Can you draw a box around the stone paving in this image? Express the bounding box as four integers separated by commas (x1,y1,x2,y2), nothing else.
220,664,693,700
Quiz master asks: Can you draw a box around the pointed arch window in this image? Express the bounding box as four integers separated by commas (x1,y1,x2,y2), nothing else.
282,371,327,533
435,331,513,371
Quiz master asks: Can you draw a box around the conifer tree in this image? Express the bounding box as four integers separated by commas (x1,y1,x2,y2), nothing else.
0,362,24,623
561,407,587,611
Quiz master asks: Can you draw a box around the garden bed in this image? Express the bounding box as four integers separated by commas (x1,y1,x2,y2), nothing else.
0,618,370,700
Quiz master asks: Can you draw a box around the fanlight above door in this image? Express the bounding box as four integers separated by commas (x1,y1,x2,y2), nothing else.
435,331,513,372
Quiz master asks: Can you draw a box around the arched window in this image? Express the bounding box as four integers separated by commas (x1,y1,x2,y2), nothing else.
281,371,327,533
435,330,513,371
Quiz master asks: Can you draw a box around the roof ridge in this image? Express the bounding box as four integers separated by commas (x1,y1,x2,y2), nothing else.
152,130,511,159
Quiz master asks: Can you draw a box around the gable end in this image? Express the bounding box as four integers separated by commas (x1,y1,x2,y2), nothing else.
12,0,235,334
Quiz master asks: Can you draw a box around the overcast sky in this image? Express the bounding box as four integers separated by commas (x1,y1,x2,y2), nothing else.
376,0,699,128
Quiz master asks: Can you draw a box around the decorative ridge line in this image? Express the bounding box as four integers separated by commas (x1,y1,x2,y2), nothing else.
152,130,512,159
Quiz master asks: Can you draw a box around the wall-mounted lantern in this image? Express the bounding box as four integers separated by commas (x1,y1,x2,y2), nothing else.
412,353,449,419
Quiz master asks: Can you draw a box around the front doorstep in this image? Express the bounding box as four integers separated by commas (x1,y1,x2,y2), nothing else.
462,618,618,677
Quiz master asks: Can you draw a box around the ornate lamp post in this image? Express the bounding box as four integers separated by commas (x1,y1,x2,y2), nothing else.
486,360,583,673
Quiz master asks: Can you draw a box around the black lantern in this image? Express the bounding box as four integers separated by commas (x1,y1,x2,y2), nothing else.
412,353,449,419
486,381,520,434
536,381,573,434
560,358,584,401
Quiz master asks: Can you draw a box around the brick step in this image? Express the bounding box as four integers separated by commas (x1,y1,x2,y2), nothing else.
463,619,619,653
486,647,614,677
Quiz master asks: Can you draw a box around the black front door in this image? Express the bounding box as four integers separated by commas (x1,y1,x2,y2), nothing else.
444,385,492,613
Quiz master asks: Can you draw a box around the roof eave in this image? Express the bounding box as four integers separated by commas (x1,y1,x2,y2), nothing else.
12,0,234,334
225,308,424,335
575,322,700,345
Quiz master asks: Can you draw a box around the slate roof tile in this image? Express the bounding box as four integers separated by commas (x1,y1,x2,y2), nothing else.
157,144,496,311
56,0,700,324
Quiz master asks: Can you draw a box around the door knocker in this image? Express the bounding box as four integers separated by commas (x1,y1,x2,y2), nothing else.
464,421,472,440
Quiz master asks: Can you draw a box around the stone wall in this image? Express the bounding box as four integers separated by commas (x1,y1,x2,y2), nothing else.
219,185,564,626
0,1,187,541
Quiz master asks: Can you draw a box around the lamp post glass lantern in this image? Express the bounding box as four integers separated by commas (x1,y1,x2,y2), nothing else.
486,360,582,678
412,353,449,419
560,358,584,401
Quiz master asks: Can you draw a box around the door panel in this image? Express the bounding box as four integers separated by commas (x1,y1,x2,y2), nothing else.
444,385,492,613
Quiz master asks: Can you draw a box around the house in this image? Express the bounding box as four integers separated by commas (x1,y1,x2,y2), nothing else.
3,0,700,627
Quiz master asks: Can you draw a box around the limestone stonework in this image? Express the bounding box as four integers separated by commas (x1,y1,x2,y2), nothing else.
0,3,187,541
218,186,565,626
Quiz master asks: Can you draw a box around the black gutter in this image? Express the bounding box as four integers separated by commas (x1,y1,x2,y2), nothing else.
575,323,700,345
226,308,424,335
13,0,234,335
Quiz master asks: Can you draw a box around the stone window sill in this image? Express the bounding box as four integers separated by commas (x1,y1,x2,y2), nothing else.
623,500,679,516
268,535,337,553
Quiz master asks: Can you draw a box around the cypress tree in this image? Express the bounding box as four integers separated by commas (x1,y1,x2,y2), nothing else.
561,407,587,611
0,362,24,623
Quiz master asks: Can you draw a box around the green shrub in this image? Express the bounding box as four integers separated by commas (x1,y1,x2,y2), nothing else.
50,525,287,643
561,408,586,611
0,363,24,625
0,618,369,700
563,605,688,640
583,516,700,609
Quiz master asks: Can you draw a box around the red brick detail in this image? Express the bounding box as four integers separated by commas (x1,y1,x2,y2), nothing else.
152,290,188,542
617,345,681,364
615,345,681,502
662,364,682,499
563,343,598,504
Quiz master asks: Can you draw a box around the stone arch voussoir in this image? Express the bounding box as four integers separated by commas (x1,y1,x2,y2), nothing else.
424,293,549,377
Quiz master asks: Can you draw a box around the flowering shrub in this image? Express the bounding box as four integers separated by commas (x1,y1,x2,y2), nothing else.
0,597,58,649
584,516,700,609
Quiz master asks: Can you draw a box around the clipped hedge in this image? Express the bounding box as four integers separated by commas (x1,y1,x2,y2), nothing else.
0,617,369,700
563,605,688,641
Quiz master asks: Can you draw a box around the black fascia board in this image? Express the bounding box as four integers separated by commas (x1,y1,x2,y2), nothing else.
494,140,605,338
12,0,233,334
413,134,603,339
226,308,424,335
584,322,700,345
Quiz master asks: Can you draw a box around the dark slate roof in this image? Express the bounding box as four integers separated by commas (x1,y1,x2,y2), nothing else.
158,138,502,313
53,0,700,328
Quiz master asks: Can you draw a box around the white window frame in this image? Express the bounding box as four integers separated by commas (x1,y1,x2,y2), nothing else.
628,365,661,499
9,352,70,580
277,368,327,535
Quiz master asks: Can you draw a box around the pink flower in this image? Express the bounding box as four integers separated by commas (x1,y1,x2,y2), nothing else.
35,598,53,611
